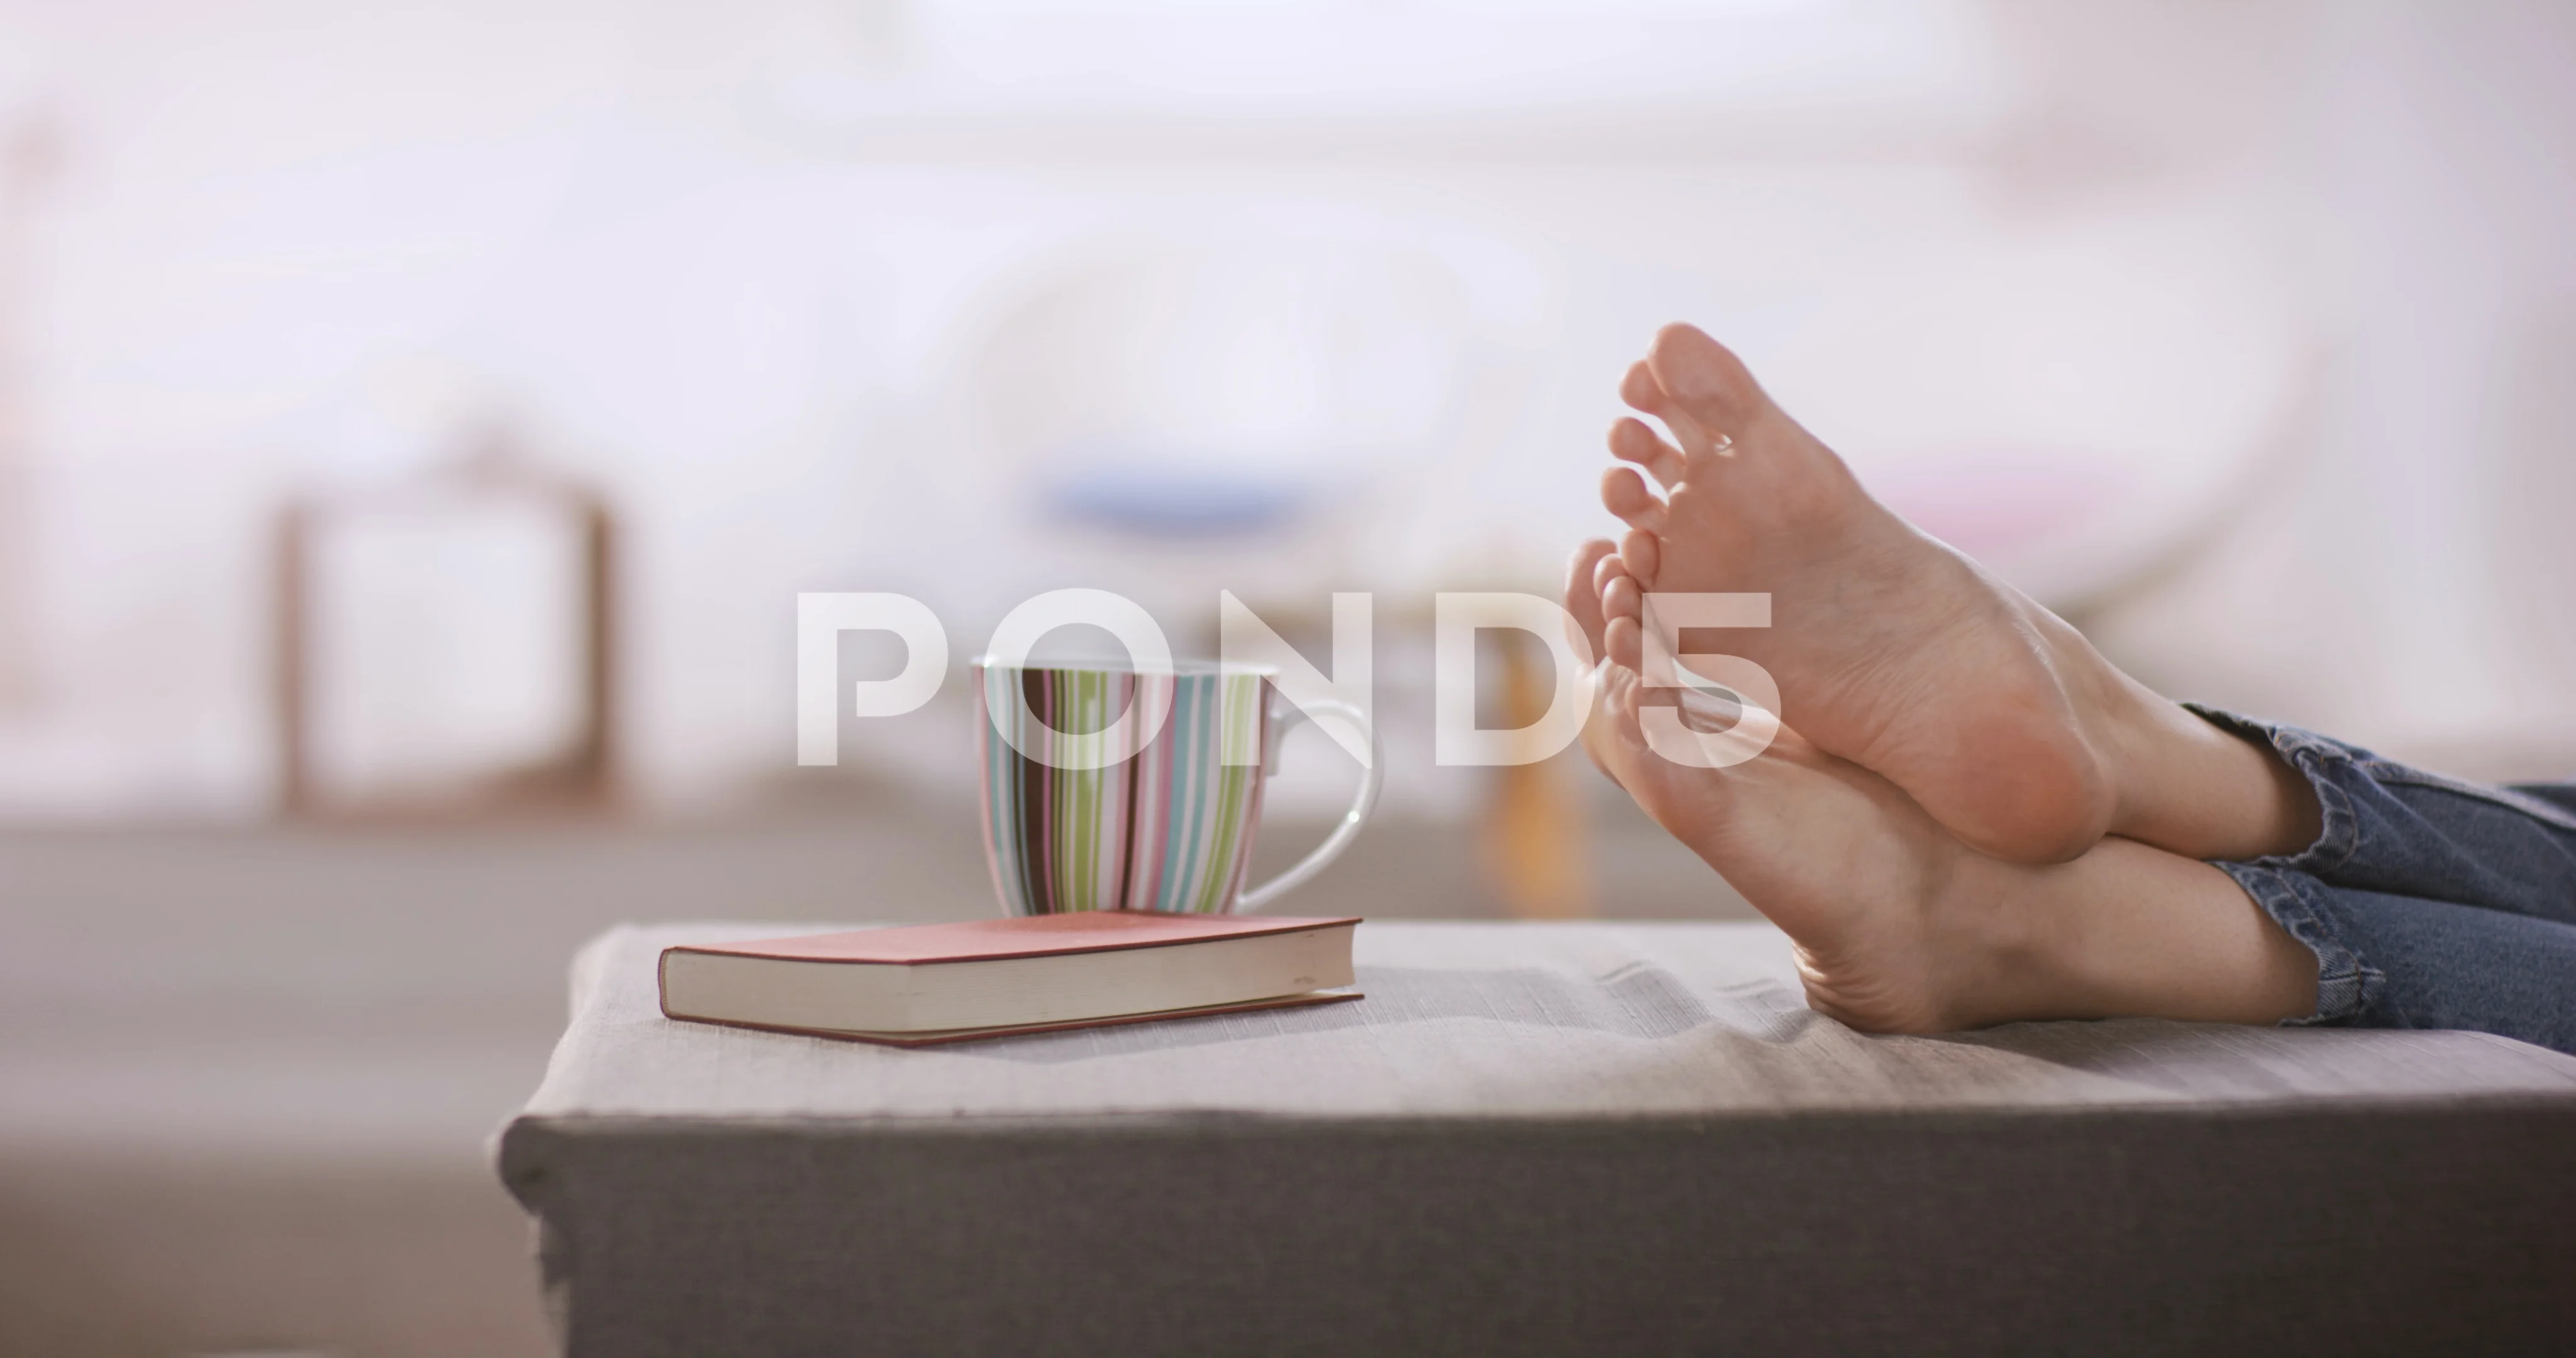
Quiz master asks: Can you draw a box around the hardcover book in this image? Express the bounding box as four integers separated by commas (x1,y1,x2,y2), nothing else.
658,910,1361,1046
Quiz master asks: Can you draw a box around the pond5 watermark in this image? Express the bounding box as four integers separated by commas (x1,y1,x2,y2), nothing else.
796,588,1778,770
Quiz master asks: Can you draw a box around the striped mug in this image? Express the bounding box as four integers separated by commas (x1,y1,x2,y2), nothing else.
974,660,1380,915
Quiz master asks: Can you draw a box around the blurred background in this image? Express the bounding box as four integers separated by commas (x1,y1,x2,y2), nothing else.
2,1,2572,1353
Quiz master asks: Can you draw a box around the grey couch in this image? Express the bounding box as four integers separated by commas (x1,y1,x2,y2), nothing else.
499,922,2576,1355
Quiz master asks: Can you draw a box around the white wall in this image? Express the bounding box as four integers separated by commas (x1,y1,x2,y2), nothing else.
0,0,2566,817
2082,0,2576,777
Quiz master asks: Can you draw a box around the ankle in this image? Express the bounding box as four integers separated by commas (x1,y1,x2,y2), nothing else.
2026,839,2319,1027
2101,689,2318,863
2250,736,2324,856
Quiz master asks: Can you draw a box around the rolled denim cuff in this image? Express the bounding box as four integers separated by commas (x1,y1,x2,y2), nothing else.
2207,859,2377,1025
2180,702,2364,877
2183,703,2381,1025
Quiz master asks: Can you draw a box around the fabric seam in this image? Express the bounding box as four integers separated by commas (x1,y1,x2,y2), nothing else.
2212,860,2375,1025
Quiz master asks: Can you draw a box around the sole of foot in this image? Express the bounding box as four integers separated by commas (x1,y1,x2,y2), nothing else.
1571,646,2040,1032
1564,539,2321,1034
1597,323,2125,864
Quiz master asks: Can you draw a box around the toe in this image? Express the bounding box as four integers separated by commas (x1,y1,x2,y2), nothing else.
1602,569,1641,626
1580,649,1650,763
1646,324,1770,440
1603,614,1645,671
1618,526,1662,586
1618,360,1669,418
1562,539,1615,663
1608,417,1687,490
1597,556,1646,670
1623,356,1726,463
1592,543,1631,600
1600,466,1667,534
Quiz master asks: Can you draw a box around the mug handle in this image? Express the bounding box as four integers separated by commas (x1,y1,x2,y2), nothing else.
1236,698,1382,912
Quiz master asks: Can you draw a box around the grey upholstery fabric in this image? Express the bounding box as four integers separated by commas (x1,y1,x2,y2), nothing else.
499,923,2576,1355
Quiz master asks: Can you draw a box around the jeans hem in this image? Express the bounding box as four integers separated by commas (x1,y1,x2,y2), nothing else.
2180,702,2364,878
2183,704,2386,1025
2209,860,2375,1025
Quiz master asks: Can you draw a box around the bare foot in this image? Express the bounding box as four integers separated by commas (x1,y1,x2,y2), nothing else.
1599,324,2321,864
1562,547,2318,1033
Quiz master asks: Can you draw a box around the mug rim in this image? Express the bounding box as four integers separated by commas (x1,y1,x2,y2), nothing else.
970,656,1277,677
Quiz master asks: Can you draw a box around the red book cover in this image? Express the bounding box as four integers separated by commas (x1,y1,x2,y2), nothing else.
662,910,1362,967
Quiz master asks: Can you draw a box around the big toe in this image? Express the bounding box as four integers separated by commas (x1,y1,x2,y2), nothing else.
1646,324,1770,432
1579,656,1652,780
1563,539,1616,661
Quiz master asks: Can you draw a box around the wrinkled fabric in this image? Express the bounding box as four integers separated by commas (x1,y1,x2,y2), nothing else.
2196,705,2576,1054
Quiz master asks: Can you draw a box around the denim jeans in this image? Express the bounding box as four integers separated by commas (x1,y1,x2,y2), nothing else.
2192,705,2576,1055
